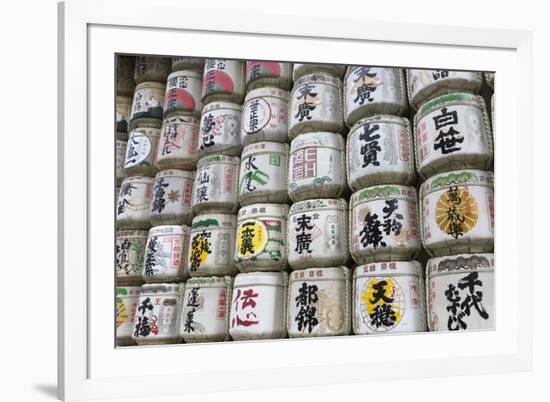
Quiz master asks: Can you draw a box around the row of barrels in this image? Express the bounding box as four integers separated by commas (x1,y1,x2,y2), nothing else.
118,253,494,345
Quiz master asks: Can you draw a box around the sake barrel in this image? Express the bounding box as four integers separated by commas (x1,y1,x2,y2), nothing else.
188,213,237,277
346,115,415,191
491,94,495,136
241,87,289,146
163,70,203,118
426,253,494,331
420,169,494,257
180,276,233,343
191,155,239,214
245,61,293,90
116,55,136,96
132,283,184,345
288,132,347,202
124,127,160,177
129,81,165,130
172,56,204,73
198,101,242,157
238,142,289,206
229,271,288,340
352,261,426,334
407,69,483,109
116,286,140,346
292,63,346,81
116,95,132,137
414,93,493,178
116,139,127,186
344,66,408,127
235,204,289,272
134,56,171,84
201,59,245,104
484,72,495,91
287,198,349,270
116,230,148,285
156,114,200,170
142,225,190,283
287,266,351,338
289,73,344,138
150,169,194,226
349,185,420,263
117,176,154,229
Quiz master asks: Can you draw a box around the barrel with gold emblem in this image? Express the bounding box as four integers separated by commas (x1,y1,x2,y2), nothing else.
420,169,494,257
353,261,426,334
188,213,238,277
235,204,289,272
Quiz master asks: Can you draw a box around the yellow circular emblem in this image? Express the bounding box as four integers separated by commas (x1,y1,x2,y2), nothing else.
435,187,478,239
236,219,268,259
116,300,128,328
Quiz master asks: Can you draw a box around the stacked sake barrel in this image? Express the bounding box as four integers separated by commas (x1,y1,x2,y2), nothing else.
116,55,198,346
343,66,427,336
178,58,244,343
283,63,352,339
408,69,495,332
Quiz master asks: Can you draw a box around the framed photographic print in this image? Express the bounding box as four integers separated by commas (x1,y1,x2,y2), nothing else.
58,0,533,400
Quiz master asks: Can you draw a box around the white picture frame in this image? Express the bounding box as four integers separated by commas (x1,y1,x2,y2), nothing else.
58,0,533,400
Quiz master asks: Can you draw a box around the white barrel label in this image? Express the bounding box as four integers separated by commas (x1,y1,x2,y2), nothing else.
157,116,199,166
198,109,241,151
130,85,164,121
143,234,184,279
243,97,271,134
124,135,152,168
